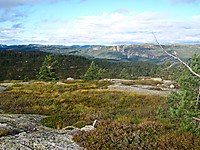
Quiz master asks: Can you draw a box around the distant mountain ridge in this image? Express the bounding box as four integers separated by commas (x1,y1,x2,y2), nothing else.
1,44,200,63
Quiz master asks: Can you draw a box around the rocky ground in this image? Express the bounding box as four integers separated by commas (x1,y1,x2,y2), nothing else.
0,114,85,150
0,82,85,149
0,86,7,93
108,83,178,96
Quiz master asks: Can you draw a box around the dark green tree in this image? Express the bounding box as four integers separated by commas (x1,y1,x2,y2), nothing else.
37,54,58,81
97,68,106,80
83,61,105,81
159,54,200,135
119,68,131,79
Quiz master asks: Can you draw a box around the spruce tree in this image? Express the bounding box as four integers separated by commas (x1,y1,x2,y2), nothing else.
159,54,200,135
97,68,106,80
119,68,131,79
83,61,105,81
37,54,58,81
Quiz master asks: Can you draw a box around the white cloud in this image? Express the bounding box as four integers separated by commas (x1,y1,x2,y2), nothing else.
192,15,200,19
1,11,200,45
29,11,199,45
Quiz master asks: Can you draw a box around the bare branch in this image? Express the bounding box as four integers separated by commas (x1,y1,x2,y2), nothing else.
192,117,200,121
152,32,200,78
162,62,179,71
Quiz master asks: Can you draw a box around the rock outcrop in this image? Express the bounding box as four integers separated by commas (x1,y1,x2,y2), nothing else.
0,114,85,149
112,44,156,59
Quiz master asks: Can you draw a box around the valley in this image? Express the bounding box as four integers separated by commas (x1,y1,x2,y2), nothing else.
1,44,200,63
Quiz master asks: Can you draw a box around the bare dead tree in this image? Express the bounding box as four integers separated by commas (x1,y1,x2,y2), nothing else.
161,62,179,71
152,33,200,121
152,32,200,78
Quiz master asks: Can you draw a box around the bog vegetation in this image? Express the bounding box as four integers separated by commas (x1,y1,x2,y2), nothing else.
0,50,200,149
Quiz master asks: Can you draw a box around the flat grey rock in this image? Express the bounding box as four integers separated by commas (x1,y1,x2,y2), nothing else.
0,114,85,150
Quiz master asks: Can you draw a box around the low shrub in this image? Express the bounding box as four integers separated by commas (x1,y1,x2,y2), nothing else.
5,86,13,91
1,81,199,149
73,120,200,149
40,112,85,129
11,83,23,87
0,82,165,129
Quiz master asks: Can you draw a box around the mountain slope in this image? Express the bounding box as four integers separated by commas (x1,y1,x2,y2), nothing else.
1,44,200,63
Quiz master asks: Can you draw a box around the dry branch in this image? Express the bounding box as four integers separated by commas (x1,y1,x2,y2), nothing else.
162,62,179,70
152,33,200,121
192,117,200,121
152,32,200,78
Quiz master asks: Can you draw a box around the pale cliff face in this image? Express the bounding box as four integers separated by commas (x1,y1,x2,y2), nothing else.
111,45,156,59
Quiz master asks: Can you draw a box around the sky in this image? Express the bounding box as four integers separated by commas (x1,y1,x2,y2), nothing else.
0,0,200,45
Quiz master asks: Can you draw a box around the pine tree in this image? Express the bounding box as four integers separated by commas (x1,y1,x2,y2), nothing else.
37,54,58,81
160,54,200,135
119,68,131,79
83,61,105,81
97,68,106,80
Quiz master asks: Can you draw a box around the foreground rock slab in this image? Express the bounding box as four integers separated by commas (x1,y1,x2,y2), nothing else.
0,130,84,149
0,114,84,150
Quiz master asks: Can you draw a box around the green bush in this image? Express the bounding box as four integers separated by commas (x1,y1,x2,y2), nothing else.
11,83,23,87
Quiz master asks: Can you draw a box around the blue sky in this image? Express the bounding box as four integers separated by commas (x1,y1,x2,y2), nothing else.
0,0,200,45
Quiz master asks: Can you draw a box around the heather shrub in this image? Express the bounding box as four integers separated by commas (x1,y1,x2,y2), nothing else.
150,131,200,149
11,83,23,87
1,80,199,149
73,120,200,149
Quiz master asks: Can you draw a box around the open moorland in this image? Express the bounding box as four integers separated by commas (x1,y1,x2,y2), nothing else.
0,50,200,149
0,79,200,149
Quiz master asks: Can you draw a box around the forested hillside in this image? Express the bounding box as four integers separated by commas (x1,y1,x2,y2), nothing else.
1,44,200,63
0,50,166,81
